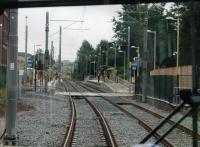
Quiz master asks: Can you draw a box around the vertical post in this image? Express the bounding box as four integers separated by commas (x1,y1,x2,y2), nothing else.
34,45,36,92
94,61,95,78
100,47,102,66
24,16,28,83
190,0,198,146
114,47,116,68
127,26,130,82
58,26,62,85
45,12,49,93
176,18,180,71
0,24,2,84
89,55,91,75
124,51,126,80
142,6,148,103
86,56,88,75
153,31,156,69
176,17,180,91
49,41,53,81
106,51,108,66
4,9,18,145
137,47,140,78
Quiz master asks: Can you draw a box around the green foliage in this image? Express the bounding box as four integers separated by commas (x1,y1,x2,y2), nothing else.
18,52,32,57
112,3,200,69
73,40,94,79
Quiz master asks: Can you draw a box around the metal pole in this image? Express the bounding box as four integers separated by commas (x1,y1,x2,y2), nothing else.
153,31,156,69
58,26,62,85
124,51,126,80
24,16,28,83
49,41,53,81
86,56,88,75
0,23,2,85
106,51,108,66
190,0,198,146
176,17,180,91
114,47,116,68
100,47,102,66
137,47,140,78
34,45,36,92
142,6,148,103
89,55,91,75
127,26,130,82
45,12,49,93
94,61,95,78
4,9,18,145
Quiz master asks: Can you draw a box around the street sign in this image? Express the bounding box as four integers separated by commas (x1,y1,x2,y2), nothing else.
27,58,33,67
132,66,137,70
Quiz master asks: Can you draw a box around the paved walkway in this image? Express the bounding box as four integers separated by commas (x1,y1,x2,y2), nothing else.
55,92,133,97
88,79,133,93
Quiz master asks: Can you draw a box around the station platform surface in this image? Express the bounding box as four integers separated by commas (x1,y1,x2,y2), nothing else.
55,92,133,97
88,79,133,93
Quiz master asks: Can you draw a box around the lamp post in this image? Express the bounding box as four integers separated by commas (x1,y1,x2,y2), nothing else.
127,26,131,82
89,55,91,75
166,16,180,94
110,46,116,68
24,16,28,83
91,61,96,79
34,44,41,92
119,50,126,80
147,30,157,69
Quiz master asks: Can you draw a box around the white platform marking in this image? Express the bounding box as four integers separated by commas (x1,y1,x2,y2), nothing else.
55,92,132,97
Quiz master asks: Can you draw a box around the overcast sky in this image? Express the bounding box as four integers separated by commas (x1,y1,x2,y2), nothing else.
18,5,122,62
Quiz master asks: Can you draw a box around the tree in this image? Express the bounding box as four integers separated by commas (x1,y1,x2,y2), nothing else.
74,40,94,79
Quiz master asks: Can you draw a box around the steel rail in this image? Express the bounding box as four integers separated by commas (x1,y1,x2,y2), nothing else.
84,81,199,139
67,81,117,147
84,96,117,147
78,82,174,147
63,84,76,147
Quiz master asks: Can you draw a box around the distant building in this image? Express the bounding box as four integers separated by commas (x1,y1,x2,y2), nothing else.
0,10,9,88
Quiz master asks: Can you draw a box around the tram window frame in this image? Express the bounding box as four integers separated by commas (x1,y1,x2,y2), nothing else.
0,0,191,10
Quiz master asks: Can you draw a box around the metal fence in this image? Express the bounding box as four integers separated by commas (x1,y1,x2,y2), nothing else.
135,74,193,105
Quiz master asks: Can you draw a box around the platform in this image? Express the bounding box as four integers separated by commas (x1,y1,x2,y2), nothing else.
55,92,133,97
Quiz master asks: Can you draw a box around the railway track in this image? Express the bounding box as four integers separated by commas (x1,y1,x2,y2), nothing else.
63,82,117,147
77,81,200,147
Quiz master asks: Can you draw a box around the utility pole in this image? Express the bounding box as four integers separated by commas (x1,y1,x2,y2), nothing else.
86,56,88,75
176,17,180,91
24,16,28,82
127,26,130,82
58,26,62,85
142,6,148,103
4,9,18,145
49,41,54,81
106,51,108,66
190,1,198,147
114,47,116,68
123,51,126,80
44,12,49,93
0,24,2,71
